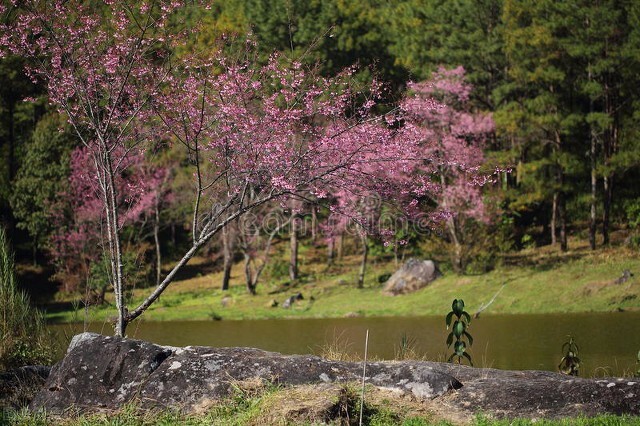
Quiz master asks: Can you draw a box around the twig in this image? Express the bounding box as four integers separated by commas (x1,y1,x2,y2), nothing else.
474,284,506,319
359,329,369,426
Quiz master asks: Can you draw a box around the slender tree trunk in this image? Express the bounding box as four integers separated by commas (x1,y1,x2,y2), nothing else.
5,103,16,236
446,216,463,274
153,202,162,287
589,153,597,251
603,176,612,245
101,151,127,337
311,207,318,241
357,232,368,288
243,253,255,295
559,192,568,252
602,116,616,245
221,225,233,291
589,71,597,251
32,235,38,266
327,236,334,266
551,193,558,246
393,242,399,268
289,215,298,281
557,167,568,252
337,232,343,259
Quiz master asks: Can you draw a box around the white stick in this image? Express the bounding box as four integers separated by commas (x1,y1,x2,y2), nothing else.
359,329,369,426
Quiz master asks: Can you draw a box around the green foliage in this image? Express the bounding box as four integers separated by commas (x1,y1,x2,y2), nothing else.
558,336,580,376
87,245,154,305
266,258,289,281
10,112,75,250
446,299,473,366
0,227,53,370
625,199,640,229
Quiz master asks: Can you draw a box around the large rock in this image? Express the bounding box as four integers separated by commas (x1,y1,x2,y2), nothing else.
383,258,442,295
431,363,640,420
30,333,460,413
28,333,640,420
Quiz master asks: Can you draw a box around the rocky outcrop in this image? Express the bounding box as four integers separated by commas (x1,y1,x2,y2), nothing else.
30,333,460,413
28,333,640,421
427,362,640,420
383,259,442,295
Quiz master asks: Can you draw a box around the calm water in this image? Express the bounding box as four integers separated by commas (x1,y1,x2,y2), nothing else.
51,312,640,377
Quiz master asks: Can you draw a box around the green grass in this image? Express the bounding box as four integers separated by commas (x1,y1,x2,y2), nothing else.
4,404,640,426
45,239,640,324
474,414,640,426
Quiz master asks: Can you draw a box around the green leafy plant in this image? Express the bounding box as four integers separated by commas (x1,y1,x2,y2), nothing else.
558,336,580,376
446,299,473,366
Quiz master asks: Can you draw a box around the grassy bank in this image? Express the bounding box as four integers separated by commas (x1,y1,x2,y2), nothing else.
44,239,640,324
4,382,640,426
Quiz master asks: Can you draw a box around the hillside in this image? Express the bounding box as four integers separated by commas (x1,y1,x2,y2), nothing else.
41,237,640,325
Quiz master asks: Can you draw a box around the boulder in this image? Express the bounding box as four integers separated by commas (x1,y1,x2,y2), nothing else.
28,333,640,420
30,333,460,413
383,258,442,295
282,292,303,309
432,363,640,420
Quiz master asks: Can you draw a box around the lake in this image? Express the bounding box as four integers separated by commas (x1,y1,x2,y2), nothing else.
51,311,640,377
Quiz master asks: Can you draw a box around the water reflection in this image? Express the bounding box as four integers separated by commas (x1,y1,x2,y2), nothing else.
51,311,640,377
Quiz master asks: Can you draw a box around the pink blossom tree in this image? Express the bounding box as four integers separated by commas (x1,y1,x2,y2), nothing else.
2,1,465,335
401,67,495,273
51,145,167,302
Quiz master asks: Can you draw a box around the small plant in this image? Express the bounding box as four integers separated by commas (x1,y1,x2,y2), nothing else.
395,333,419,360
446,299,473,366
558,336,580,376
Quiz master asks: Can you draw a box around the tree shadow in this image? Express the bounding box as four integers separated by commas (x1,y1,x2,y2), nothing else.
500,245,589,271
165,258,223,282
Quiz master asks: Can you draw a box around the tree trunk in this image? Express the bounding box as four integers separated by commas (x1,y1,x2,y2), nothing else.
243,253,256,295
558,166,568,252
221,225,233,291
357,232,368,288
289,215,298,281
603,176,612,245
602,106,615,246
311,207,318,241
551,193,558,246
8,102,15,184
100,150,127,337
589,72,597,251
559,192,568,252
153,202,162,287
5,103,16,236
447,218,464,274
327,236,334,266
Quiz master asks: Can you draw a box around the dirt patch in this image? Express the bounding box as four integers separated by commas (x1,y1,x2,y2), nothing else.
254,383,443,426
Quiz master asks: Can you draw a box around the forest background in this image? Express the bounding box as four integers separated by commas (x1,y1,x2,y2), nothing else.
1,0,640,318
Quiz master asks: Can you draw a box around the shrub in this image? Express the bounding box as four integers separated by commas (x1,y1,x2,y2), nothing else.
0,227,54,370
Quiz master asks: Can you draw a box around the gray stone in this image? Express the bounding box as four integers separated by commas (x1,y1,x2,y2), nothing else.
383,258,442,295
432,363,640,419
30,333,460,413
28,333,640,420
